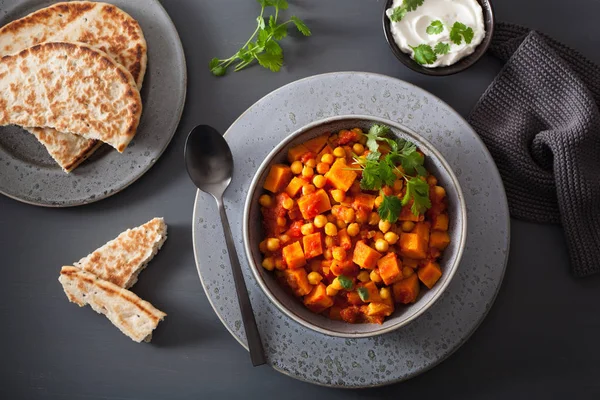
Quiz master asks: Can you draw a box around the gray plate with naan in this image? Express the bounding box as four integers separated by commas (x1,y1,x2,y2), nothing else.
0,0,187,207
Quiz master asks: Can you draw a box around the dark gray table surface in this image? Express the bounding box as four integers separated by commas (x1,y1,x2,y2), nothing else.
2,0,600,398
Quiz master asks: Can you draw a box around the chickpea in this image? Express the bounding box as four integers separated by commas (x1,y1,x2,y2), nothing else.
313,175,326,188
325,222,338,236
301,223,315,236
401,221,415,232
370,269,382,283
290,160,303,175
307,272,323,285
314,215,328,228
333,146,346,158
332,247,347,261
384,232,399,245
347,223,360,237
324,248,333,260
375,238,389,252
336,219,347,230
380,287,392,300
305,158,317,168
316,162,330,174
393,179,403,193
357,270,371,282
259,239,268,253
276,216,287,227
331,189,345,203
321,153,334,165
302,165,314,178
355,209,369,224
326,285,339,297
324,235,335,248
266,238,281,252
302,184,316,196
282,198,294,210
279,234,291,244
427,175,438,186
403,266,415,278
367,230,377,239
374,195,383,208
259,194,273,207
352,143,365,155
262,257,275,271
274,258,285,270
379,219,391,233
342,208,356,223
331,277,344,291
359,134,367,145
368,211,380,225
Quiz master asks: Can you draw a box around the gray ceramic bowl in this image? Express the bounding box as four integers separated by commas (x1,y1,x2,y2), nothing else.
243,115,467,338
382,0,495,76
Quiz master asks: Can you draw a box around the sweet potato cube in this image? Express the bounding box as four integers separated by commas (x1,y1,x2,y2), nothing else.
366,302,394,317
418,261,442,289
399,233,427,259
352,241,382,269
402,257,419,269
414,222,430,248
352,193,376,211
303,283,334,313
303,134,329,154
430,231,450,250
399,204,425,222
317,144,333,160
263,164,293,193
297,189,332,219
325,158,357,192
393,274,420,304
283,268,312,297
431,185,446,203
282,241,306,269
287,144,311,163
432,213,449,231
357,281,382,303
377,253,403,285
285,176,306,197
337,228,352,250
347,291,364,305
328,306,343,321
302,232,323,259
330,260,359,277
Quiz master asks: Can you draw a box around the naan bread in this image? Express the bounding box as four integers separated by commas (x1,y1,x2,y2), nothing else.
74,218,167,289
0,42,142,152
59,266,166,343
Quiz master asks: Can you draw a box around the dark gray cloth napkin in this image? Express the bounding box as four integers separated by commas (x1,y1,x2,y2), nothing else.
468,23,600,277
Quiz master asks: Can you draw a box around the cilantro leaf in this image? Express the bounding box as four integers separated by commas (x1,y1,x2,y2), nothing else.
426,20,444,35
410,44,437,65
366,151,381,162
265,39,282,55
357,287,369,301
209,58,226,76
365,124,391,152
256,52,283,72
360,158,396,191
401,151,424,175
378,195,403,223
337,275,353,290
389,7,407,22
404,0,425,11
402,178,431,216
434,42,451,55
291,16,312,36
449,22,474,45
257,16,266,29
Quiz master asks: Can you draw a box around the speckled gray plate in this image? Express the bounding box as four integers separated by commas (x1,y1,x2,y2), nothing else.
192,72,510,388
0,0,186,207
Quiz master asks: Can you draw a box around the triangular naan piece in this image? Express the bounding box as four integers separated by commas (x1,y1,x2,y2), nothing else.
74,218,167,289
59,266,166,343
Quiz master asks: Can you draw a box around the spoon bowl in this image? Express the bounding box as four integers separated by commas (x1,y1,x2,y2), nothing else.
185,125,266,366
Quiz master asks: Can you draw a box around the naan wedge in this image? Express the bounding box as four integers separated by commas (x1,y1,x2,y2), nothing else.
59,266,166,343
0,1,147,171
0,42,142,152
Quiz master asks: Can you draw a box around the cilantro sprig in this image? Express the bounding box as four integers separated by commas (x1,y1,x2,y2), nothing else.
409,20,475,65
389,0,424,22
352,124,431,219
209,0,311,77
449,22,474,45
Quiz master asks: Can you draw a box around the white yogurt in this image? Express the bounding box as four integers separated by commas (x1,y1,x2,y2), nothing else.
386,0,485,68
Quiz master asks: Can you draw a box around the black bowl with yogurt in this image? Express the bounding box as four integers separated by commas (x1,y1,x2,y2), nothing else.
382,0,495,76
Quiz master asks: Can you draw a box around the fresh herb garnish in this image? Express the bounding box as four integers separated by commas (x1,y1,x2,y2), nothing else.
353,124,431,218
449,22,474,45
403,177,432,215
410,44,437,65
337,275,353,290
434,42,451,55
209,0,311,76
426,20,444,35
378,195,403,223
357,287,370,301
388,0,425,22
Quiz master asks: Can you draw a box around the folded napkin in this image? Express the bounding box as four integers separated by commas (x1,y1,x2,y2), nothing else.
468,23,600,277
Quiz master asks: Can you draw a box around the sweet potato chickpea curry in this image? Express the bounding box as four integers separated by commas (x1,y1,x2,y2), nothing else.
258,125,450,324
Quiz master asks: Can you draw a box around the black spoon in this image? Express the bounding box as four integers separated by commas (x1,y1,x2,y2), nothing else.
184,125,266,367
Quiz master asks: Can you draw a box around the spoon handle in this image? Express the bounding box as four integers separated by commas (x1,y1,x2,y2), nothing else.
216,198,266,366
